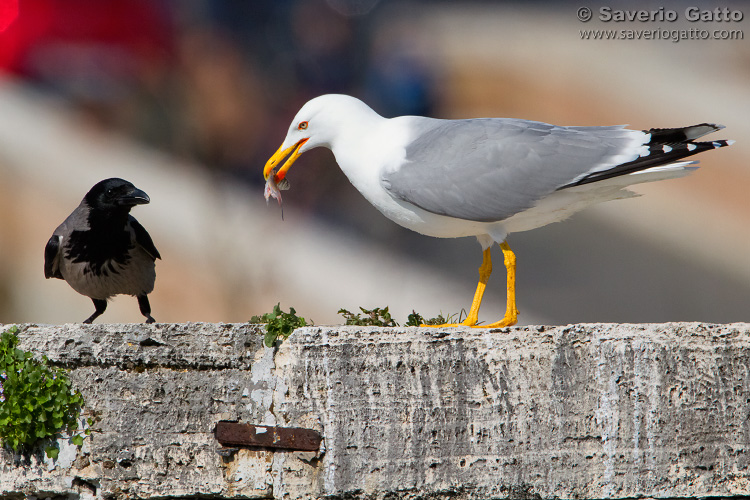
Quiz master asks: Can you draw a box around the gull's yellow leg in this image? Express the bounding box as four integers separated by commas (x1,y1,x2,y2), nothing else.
477,241,519,329
422,247,492,327
462,247,492,326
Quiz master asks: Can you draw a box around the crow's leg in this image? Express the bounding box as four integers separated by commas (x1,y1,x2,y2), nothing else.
138,295,155,324
83,299,107,324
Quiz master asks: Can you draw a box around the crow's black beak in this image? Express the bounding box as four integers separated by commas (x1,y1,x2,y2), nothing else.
119,188,150,206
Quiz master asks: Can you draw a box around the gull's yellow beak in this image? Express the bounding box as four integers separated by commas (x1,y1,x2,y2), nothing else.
263,138,308,183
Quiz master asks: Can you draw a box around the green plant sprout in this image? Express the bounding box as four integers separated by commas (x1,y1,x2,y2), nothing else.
405,310,461,326
339,307,463,327
251,303,308,347
0,326,90,459
338,306,398,327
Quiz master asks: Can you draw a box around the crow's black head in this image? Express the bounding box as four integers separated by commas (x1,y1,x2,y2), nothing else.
84,178,150,212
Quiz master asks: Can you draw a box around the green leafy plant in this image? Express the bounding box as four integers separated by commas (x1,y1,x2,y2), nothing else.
251,303,308,347
0,326,89,458
405,310,450,326
338,306,398,327
338,307,463,327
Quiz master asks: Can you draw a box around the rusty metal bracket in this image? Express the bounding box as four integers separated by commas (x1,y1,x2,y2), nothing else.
214,421,322,452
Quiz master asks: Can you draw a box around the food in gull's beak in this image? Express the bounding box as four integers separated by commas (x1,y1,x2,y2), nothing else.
264,171,290,220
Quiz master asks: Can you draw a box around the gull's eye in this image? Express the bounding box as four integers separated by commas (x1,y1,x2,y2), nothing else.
298,121,308,130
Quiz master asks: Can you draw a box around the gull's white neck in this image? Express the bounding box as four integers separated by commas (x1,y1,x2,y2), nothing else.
325,106,411,213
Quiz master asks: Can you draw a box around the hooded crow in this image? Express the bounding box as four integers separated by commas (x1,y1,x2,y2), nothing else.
44,178,161,323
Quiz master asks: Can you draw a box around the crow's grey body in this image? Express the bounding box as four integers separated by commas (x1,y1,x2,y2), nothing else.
47,212,157,299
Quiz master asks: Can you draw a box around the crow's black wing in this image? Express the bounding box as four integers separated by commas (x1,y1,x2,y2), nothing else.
129,216,161,260
44,235,64,279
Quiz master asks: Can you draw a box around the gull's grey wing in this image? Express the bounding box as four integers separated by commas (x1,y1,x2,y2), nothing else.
381,117,646,222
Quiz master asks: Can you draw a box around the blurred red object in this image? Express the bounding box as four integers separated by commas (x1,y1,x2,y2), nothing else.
0,0,18,33
0,0,172,78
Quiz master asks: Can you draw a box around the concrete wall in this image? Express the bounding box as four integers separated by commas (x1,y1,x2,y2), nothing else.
2,322,750,499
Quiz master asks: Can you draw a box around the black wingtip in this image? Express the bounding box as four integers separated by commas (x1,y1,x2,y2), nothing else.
645,123,725,144
559,124,732,190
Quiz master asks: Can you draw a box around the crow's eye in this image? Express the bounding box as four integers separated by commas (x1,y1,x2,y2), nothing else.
298,121,308,130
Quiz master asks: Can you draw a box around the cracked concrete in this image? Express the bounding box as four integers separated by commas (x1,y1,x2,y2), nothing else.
2,323,279,499
2,322,750,499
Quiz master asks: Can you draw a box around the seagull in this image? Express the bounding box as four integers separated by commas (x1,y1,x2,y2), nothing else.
44,178,161,324
263,94,732,328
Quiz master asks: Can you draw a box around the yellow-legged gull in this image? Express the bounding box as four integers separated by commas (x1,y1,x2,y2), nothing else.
264,94,732,328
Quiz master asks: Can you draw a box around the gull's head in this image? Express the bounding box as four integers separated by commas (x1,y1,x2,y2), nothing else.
263,94,375,183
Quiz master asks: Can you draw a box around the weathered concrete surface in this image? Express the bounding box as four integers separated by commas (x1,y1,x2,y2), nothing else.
3,323,750,499
278,324,750,499
1,323,285,499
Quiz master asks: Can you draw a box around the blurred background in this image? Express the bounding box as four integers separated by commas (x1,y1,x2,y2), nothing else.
0,0,747,326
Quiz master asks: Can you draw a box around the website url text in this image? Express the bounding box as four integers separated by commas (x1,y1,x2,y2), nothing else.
580,28,744,42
